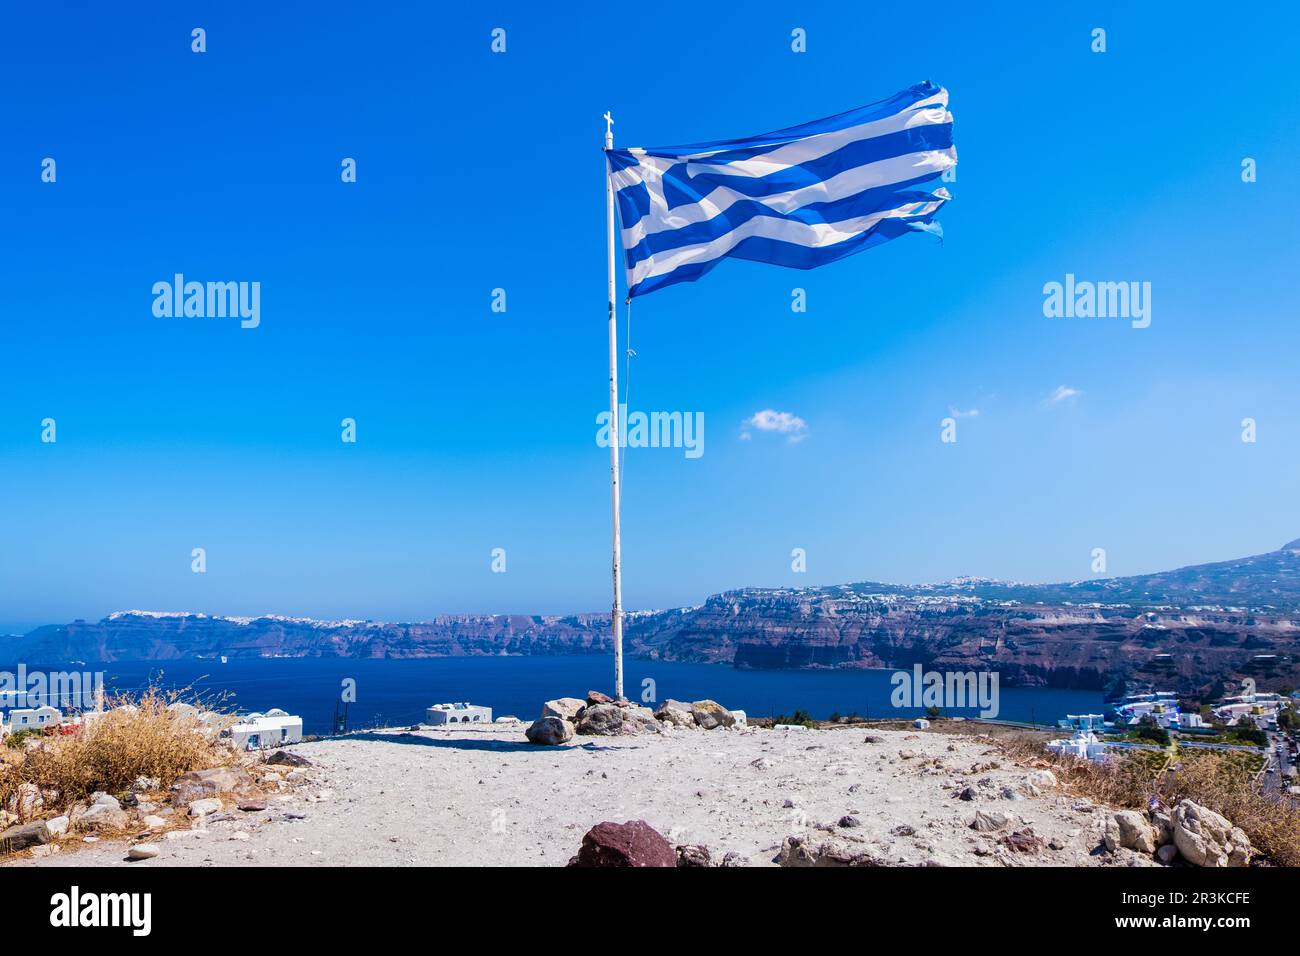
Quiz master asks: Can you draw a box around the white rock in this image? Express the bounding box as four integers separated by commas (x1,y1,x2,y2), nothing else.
1173,799,1252,867
141,815,167,829
128,843,160,860
1026,770,1058,789
5,782,43,819
540,697,585,722
1104,810,1157,854
46,815,69,836
188,798,223,817
971,809,1013,832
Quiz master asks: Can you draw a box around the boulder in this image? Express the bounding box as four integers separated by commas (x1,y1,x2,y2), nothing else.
575,703,657,736
625,704,659,726
1104,810,1157,854
690,700,736,730
568,820,676,867
675,844,712,867
91,792,121,810
235,794,268,812
999,828,1043,854
525,716,574,746
264,751,312,768
586,690,615,707
4,782,44,820
1156,844,1179,865
1026,769,1058,789
541,698,585,722
1172,800,1252,867
171,767,256,806
0,821,50,852
776,834,887,867
140,815,168,829
128,843,160,860
654,700,696,728
46,815,69,836
188,798,223,817
971,809,1014,832
73,803,130,832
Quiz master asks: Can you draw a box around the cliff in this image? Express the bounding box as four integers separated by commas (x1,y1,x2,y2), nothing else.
6,540,1300,695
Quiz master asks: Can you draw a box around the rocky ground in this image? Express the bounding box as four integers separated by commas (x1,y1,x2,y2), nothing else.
4,721,1165,867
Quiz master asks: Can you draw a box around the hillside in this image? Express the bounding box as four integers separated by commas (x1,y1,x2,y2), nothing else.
6,540,1300,695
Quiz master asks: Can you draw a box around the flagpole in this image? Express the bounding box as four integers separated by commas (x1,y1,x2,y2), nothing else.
603,110,625,700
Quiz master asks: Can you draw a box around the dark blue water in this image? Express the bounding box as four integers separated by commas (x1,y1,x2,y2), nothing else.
3,656,1103,735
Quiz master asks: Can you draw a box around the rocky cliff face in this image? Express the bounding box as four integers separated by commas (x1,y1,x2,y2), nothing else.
7,541,1300,695
5,611,612,663
630,587,1300,695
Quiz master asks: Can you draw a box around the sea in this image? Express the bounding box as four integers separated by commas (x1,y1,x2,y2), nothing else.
2,656,1105,735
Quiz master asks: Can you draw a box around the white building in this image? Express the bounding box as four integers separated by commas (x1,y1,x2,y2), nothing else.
228,709,303,750
1113,693,1182,729
426,702,492,726
1047,729,1109,762
1060,713,1106,732
1212,692,1283,728
2,705,62,735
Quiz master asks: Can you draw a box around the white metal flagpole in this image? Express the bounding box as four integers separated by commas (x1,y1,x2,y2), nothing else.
603,110,625,700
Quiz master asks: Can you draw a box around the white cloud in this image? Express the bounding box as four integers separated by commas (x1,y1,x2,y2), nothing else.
741,409,808,443
949,407,980,419
1047,385,1082,405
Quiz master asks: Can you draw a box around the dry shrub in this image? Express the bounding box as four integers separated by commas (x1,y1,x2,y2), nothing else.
995,731,1300,866
0,688,231,812
1161,751,1300,868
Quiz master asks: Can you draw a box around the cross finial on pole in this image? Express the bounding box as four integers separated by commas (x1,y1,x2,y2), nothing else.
603,111,614,150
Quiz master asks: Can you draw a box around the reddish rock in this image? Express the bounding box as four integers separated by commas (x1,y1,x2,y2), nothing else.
586,690,615,706
568,820,676,867
998,828,1043,854
235,793,268,812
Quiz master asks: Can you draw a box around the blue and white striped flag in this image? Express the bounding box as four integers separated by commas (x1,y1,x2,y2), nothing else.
607,81,956,298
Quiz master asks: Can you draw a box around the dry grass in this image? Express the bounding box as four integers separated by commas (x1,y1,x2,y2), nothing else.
0,688,233,814
995,731,1300,866
1163,750,1300,868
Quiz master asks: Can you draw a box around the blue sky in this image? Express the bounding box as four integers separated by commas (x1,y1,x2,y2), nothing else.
3,2,1299,631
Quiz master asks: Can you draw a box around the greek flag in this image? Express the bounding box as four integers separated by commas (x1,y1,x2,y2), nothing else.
607,81,956,298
